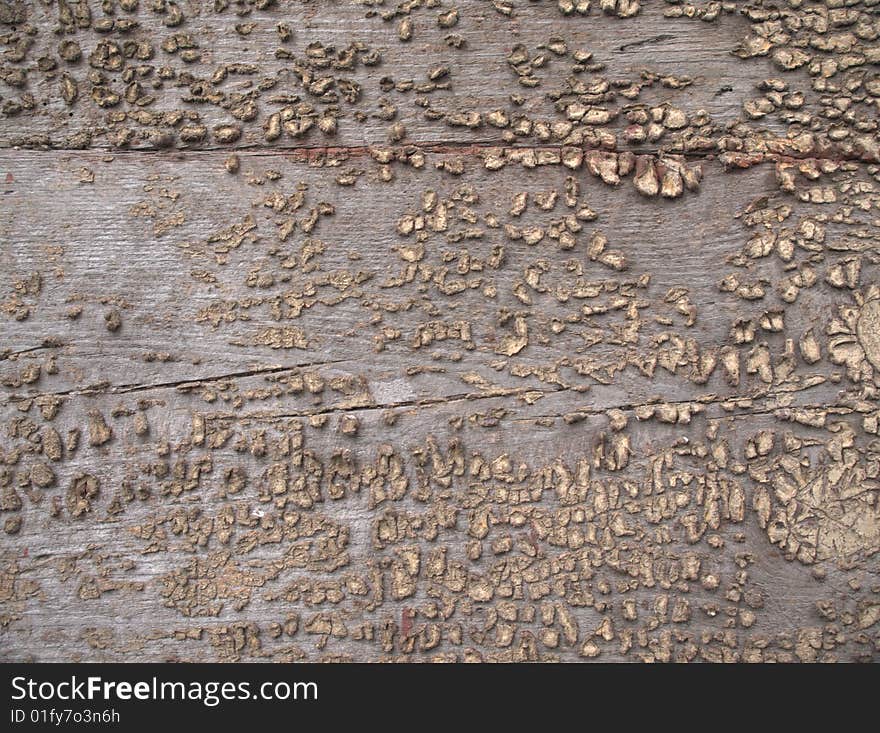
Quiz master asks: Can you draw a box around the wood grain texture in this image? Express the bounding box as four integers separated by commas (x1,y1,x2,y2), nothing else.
2,2,770,149
1,0,879,662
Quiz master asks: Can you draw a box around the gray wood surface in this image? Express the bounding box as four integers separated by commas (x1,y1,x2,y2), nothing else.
0,0,878,662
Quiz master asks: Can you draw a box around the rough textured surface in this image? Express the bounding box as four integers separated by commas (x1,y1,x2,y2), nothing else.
1,0,879,662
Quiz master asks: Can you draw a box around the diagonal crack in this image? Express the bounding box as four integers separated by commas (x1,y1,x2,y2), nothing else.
0,343,64,361
192,374,838,424
0,357,352,400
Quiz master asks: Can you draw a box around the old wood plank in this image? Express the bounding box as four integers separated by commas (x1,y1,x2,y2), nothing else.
2,2,776,151
1,0,879,663
0,147,825,397
2,142,879,661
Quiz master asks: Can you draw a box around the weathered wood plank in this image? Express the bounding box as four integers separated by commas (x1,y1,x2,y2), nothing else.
0,393,847,662
1,0,879,663
2,144,879,661
0,147,853,400
3,2,774,151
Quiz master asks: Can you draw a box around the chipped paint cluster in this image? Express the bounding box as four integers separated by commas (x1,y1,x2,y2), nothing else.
0,0,878,662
